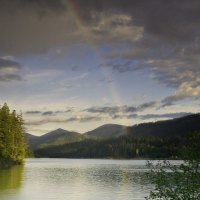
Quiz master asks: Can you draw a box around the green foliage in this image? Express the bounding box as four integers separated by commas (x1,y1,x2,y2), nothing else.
128,114,200,138
34,134,185,159
33,114,200,159
146,132,200,200
28,129,85,150
0,103,26,167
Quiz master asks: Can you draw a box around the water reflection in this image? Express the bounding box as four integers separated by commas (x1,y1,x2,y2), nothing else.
0,159,152,200
0,164,24,191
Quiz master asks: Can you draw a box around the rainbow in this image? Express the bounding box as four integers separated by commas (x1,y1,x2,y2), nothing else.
63,0,93,44
63,0,130,126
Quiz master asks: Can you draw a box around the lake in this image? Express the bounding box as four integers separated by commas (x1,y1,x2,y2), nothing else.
0,159,153,200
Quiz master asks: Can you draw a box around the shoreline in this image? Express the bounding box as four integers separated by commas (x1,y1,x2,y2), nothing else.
26,157,182,161
0,158,22,169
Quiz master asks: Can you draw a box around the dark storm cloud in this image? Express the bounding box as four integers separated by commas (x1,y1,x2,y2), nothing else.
0,0,66,12
0,0,71,55
76,0,200,43
1,0,199,54
0,0,199,102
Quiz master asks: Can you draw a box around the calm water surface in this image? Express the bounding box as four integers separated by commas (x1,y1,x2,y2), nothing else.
0,159,152,200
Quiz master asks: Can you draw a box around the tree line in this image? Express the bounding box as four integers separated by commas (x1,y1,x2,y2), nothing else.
34,133,191,159
34,114,200,159
0,103,26,168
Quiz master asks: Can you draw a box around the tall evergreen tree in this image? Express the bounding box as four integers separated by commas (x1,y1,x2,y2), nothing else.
0,103,26,167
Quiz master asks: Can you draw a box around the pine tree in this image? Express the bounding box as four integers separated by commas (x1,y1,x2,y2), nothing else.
0,103,26,167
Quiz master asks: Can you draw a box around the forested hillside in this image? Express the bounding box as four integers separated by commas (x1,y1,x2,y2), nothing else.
128,114,200,137
0,103,26,168
34,134,186,159
21,113,200,159
85,124,128,138
34,114,200,159
27,128,84,150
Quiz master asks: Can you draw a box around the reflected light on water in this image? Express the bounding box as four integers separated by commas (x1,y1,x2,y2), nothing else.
0,159,152,200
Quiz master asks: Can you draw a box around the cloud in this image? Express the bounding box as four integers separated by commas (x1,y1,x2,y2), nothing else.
0,74,22,82
26,111,42,114
112,113,138,119
161,81,200,106
56,109,73,113
138,101,157,110
65,116,102,123
42,111,54,116
0,0,199,104
25,115,103,126
85,101,157,116
139,112,193,120
0,0,199,54
101,44,200,106
73,0,200,44
0,58,22,82
100,44,200,104
0,58,21,68
99,61,138,73
85,106,121,115
111,112,193,120
88,13,143,43
25,109,73,116
0,0,74,55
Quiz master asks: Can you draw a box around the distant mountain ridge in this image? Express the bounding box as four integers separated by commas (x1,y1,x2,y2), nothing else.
26,113,200,151
26,128,84,150
34,113,200,159
128,113,200,137
85,124,128,138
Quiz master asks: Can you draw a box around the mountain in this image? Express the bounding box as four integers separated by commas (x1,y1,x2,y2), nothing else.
25,133,39,142
85,124,128,139
26,128,84,150
28,113,200,155
33,113,200,159
128,113,200,137
84,114,200,139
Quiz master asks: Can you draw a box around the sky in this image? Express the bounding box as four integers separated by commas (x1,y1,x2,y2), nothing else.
0,0,199,135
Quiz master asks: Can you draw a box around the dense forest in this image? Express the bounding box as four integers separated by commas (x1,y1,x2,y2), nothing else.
34,132,196,159
33,114,200,159
0,103,26,168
